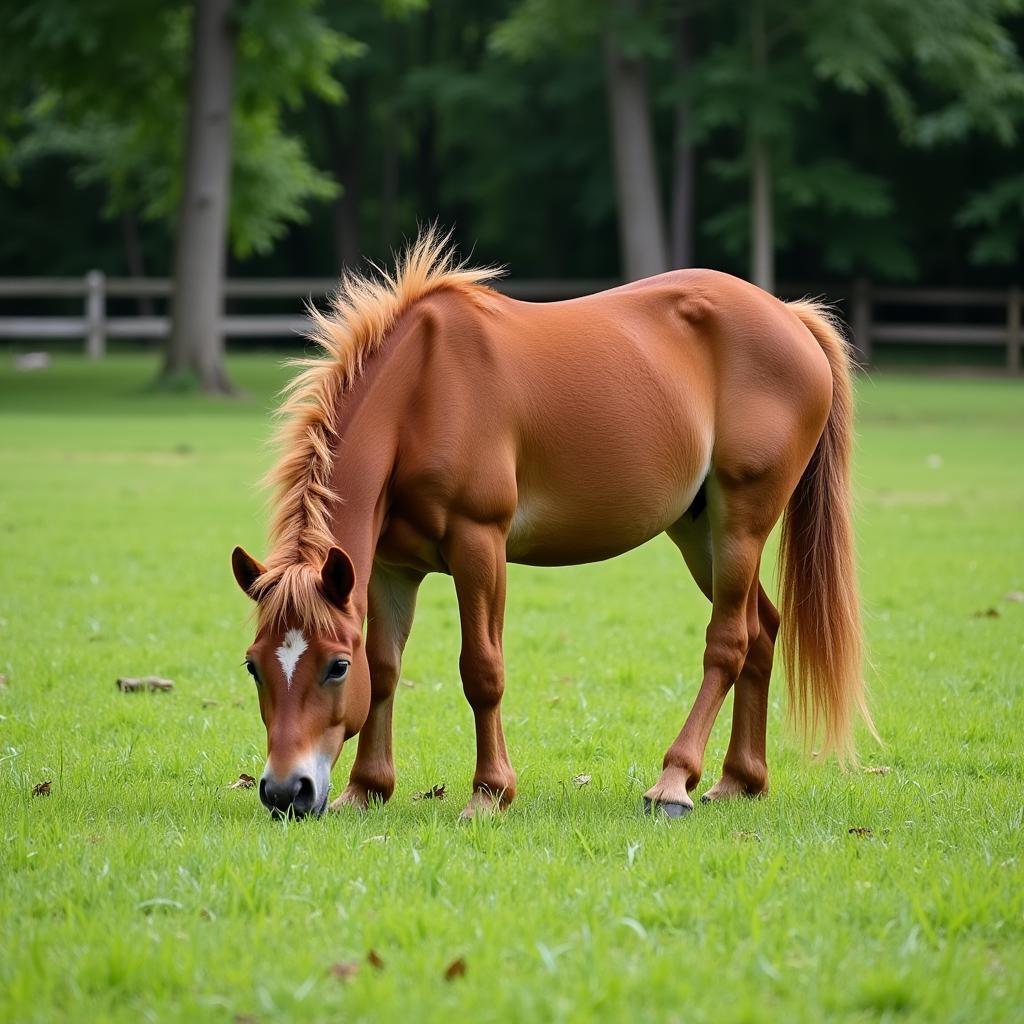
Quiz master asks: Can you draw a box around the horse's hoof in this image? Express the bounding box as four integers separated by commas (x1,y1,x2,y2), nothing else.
643,797,692,819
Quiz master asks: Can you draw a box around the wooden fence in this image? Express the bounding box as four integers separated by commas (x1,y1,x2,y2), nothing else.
0,273,1020,372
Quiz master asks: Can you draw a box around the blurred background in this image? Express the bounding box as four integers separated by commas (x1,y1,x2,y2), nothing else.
2,0,1024,391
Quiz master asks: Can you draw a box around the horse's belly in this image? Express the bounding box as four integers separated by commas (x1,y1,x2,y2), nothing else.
506,448,709,567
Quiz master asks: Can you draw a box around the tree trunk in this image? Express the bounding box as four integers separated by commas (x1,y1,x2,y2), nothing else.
161,0,236,394
604,0,668,282
669,8,695,269
749,0,774,293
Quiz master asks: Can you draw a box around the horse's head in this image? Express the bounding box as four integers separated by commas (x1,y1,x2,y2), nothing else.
231,545,370,818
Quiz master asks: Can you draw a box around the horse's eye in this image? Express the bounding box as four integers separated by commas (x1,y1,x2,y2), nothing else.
325,658,350,685
245,659,260,683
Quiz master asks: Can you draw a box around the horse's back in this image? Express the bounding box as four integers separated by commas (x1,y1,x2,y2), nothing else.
392,274,833,566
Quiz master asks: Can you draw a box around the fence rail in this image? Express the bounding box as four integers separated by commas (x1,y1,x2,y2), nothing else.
0,273,1020,372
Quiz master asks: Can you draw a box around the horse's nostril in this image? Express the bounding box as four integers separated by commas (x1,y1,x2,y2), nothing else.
294,776,316,814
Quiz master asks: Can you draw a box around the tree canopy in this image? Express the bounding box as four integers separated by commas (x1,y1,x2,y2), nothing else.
2,0,1023,287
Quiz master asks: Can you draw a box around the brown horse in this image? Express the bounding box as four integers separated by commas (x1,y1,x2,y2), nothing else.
232,229,875,819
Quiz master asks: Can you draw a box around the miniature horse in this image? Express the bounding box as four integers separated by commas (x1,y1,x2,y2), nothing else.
232,230,875,819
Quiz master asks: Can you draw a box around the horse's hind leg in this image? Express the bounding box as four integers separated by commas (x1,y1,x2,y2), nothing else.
645,466,791,817
702,585,779,801
664,510,779,802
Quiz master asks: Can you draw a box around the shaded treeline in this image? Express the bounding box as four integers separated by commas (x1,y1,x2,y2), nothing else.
2,0,1023,389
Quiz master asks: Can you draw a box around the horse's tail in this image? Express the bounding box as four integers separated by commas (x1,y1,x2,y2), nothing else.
779,300,878,764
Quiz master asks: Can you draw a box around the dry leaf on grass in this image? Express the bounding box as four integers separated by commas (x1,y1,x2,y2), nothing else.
0,674,7,688
367,949,385,971
32,780,51,797
572,774,592,787
201,699,221,708
329,961,360,981
227,774,257,790
733,830,761,842
1004,591,1024,603
443,957,467,981
863,765,892,775
972,608,1000,619
117,676,174,692
413,784,446,801
848,827,873,837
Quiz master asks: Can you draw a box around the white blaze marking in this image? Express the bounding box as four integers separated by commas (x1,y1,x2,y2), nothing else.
275,629,308,689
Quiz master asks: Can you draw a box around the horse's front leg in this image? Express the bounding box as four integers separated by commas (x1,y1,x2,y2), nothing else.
331,565,422,811
444,521,517,818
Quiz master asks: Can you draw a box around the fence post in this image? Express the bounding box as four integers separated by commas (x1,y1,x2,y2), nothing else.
1007,285,1021,375
85,269,106,359
849,277,871,368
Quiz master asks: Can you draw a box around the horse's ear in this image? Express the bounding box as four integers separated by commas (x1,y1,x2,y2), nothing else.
232,546,266,598
320,546,356,610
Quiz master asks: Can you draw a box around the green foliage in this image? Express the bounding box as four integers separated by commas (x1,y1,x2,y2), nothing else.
0,0,1022,279
957,173,1024,265
803,0,1024,146
489,0,605,59
0,0,357,259
1,357,1023,1020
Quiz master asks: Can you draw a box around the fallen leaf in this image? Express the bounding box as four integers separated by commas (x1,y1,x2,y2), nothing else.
228,774,257,790
32,780,51,797
201,699,221,708
116,676,174,692
413,784,446,801
972,608,1000,619
329,961,360,981
1004,591,1024,604
234,1015,260,1024
733,830,761,841
863,765,891,775
443,957,467,981
399,678,417,689
367,949,385,971
848,827,873,837
572,774,592,787
0,674,7,688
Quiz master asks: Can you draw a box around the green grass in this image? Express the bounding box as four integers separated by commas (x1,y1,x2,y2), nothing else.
1,355,1022,1024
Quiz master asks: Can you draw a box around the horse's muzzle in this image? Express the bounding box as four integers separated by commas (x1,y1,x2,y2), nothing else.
259,772,324,819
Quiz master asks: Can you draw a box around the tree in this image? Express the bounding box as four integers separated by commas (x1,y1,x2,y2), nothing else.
0,0,355,391
493,0,669,281
669,6,696,269
162,0,236,392
693,0,1024,291
603,0,668,280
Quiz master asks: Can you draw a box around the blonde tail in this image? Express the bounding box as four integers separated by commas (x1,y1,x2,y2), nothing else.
780,301,878,763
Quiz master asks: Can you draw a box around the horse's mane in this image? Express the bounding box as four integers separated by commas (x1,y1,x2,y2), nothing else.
249,227,502,634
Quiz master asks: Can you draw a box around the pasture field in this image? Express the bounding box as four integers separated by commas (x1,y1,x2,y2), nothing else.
1,356,1022,1024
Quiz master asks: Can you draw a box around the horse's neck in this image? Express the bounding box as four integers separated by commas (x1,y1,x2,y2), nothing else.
322,337,413,609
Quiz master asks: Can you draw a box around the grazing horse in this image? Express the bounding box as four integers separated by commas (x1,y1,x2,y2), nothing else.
232,230,875,820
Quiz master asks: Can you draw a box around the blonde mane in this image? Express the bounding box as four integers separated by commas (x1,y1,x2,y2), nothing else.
250,227,502,634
